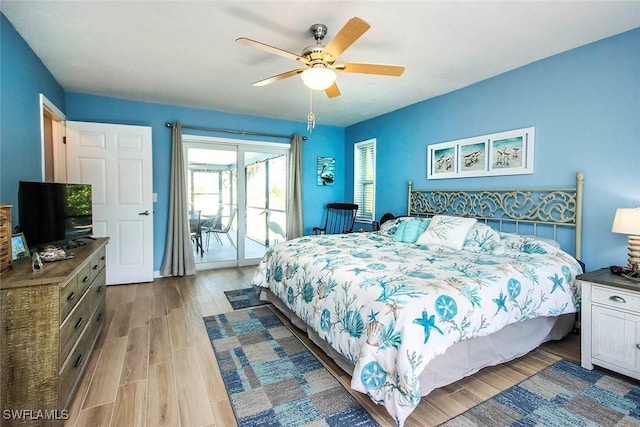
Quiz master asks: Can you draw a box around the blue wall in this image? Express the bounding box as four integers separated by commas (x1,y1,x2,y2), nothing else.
346,28,640,271
64,93,345,269
3,9,639,273
0,14,66,209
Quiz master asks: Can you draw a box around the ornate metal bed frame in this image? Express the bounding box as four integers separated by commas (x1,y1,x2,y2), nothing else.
407,172,584,259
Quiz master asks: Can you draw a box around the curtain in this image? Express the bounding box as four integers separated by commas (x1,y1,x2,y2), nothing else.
286,134,304,239
160,122,196,276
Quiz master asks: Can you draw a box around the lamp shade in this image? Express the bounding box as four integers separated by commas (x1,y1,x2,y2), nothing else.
301,67,337,91
612,208,640,235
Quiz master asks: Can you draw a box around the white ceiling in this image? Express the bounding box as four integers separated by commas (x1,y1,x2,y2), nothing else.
3,1,640,127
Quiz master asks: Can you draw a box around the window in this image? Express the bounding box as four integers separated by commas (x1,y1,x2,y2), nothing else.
353,139,376,222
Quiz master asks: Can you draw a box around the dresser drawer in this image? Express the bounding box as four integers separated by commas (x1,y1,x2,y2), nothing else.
60,292,91,364
59,275,80,322
76,261,93,297
89,247,106,282
592,284,640,314
59,323,94,410
91,270,107,313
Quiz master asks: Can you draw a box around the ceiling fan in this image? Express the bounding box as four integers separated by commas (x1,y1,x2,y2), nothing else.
236,17,405,98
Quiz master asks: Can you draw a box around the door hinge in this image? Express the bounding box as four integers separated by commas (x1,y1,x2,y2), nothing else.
63,136,67,145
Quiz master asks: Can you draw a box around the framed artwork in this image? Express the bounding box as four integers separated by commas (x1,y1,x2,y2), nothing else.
11,233,30,261
317,156,335,186
427,127,534,179
427,144,457,179
458,139,488,176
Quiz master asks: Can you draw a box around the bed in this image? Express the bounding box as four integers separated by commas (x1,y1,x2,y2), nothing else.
251,172,585,426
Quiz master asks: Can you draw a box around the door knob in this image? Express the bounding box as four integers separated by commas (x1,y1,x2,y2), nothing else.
139,210,150,216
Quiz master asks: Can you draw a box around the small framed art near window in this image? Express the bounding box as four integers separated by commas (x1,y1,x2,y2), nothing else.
11,233,30,261
427,127,535,179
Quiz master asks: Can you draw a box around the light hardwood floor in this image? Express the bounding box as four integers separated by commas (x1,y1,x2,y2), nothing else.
64,266,580,427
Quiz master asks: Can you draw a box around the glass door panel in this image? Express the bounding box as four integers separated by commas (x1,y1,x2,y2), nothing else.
184,139,288,269
244,152,287,262
186,146,238,267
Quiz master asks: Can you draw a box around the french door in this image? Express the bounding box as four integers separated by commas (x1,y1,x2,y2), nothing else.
183,136,289,269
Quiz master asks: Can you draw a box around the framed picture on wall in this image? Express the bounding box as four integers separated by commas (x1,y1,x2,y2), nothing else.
488,127,535,175
317,156,335,186
458,139,489,176
427,143,457,179
427,126,534,179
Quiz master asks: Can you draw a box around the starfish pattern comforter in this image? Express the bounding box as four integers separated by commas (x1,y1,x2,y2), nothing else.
251,230,582,426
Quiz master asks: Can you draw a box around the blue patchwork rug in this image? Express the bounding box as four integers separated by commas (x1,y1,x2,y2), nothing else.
203,305,380,427
440,359,640,426
224,287,270,310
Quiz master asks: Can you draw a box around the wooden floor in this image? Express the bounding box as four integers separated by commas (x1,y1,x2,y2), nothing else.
65,266,580,427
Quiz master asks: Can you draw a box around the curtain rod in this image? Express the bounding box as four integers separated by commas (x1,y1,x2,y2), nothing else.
165,122,306,141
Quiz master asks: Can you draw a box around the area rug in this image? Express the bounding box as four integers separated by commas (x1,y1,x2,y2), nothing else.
224,287,270,310
203,305,379,426
440,359,640,426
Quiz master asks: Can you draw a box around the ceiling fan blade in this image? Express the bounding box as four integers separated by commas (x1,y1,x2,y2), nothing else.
324,82,341,98
334,62,405,76
321,17,370,63
236,37,309,65
252,69,306,87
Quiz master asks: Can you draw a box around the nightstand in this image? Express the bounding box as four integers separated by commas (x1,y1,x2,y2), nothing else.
578,268,640,380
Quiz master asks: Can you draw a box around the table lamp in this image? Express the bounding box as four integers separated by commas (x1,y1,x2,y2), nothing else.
611,207,640,279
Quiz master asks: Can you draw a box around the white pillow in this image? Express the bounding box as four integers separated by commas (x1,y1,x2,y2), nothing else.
416,215,478,250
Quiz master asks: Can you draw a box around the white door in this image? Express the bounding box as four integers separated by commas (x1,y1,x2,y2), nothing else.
66,121,154,285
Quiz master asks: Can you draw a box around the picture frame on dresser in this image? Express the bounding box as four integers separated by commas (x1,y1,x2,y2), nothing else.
11,233,30,261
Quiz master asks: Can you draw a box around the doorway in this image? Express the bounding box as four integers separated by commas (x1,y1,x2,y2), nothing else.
183,136,289,269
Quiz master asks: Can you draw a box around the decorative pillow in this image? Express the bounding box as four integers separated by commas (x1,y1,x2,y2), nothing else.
378,216,414,237
415,215,477,250
499,232,560,254
393,218,430,243
463,223,505,255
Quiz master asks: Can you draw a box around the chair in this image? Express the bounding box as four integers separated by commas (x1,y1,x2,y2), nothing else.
202,205,224,249
313,203,358,235
189,210,204,257
207,207,237,249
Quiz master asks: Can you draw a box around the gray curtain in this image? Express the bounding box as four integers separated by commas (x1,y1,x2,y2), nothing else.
160,122,196,276
286,134,304,239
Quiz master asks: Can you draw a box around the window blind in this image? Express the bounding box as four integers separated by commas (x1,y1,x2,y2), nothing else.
353,139,376,221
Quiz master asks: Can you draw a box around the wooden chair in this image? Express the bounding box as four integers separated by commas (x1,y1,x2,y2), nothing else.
313,203,358,235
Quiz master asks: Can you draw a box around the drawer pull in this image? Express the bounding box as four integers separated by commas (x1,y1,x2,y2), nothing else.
101,255,105,260
609,295,626,304
74,354,83,368
97,312,104,322
75,317,84,329
96,285,104,294
82,276,90,283
636,344,640,350
67,292,76,301
93,264,98,270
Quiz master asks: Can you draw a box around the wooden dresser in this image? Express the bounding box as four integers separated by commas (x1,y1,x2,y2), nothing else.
0,205,12,274
0,238,109,426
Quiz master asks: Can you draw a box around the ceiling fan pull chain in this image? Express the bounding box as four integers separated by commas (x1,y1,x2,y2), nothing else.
307,90,316,132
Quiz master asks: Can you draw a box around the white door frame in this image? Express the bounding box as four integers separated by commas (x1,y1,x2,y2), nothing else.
183,134,289,269
39,94,66,182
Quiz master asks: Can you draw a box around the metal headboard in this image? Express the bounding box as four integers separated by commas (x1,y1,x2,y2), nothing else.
407,172,584,259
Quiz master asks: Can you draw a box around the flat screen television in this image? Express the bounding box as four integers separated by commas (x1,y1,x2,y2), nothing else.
18,181,93,249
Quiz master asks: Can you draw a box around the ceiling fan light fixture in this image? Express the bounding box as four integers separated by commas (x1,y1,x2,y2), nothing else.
301,67,336,91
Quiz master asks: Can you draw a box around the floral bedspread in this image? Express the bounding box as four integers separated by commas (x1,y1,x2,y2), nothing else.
250,231,582,426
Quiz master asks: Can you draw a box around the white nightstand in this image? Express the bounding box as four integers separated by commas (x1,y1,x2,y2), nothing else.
578,268,640,380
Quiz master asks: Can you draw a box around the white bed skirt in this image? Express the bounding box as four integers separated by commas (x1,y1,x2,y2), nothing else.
260,288,575,396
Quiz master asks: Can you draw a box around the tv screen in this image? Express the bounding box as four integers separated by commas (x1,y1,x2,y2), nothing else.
18,181,93,249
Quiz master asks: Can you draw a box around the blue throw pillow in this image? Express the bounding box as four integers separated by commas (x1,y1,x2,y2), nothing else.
393,218,430,243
